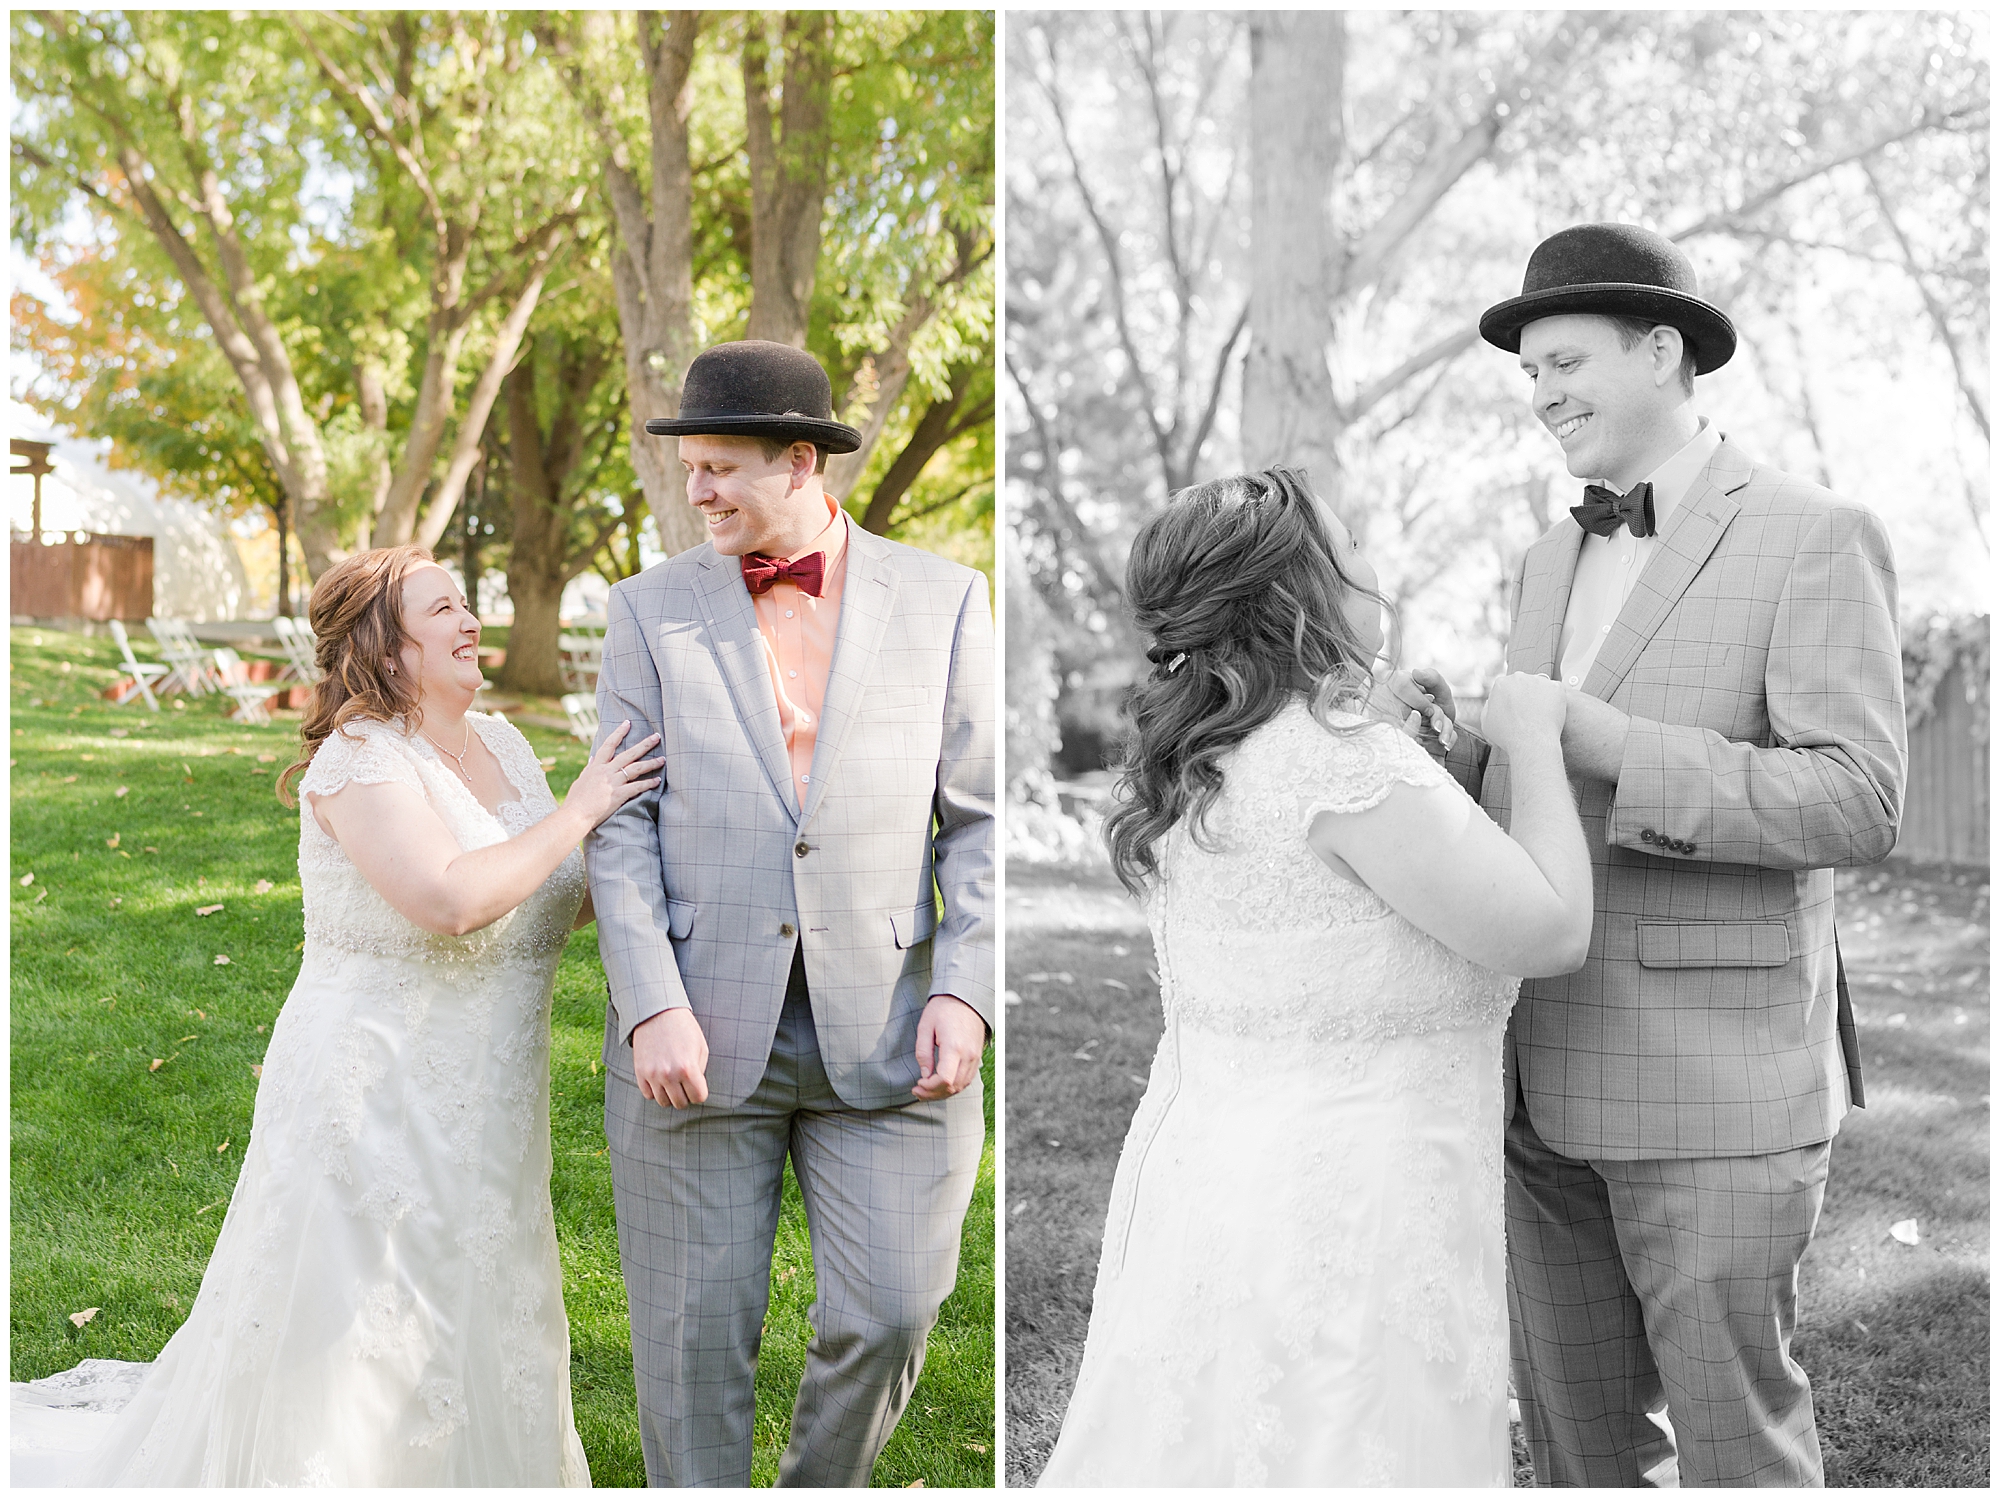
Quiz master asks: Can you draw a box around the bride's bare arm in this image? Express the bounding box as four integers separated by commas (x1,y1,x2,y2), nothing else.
1308,674,1593,978
311,724,662,937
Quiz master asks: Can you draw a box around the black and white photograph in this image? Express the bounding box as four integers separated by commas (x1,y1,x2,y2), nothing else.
1004,9,1987,1488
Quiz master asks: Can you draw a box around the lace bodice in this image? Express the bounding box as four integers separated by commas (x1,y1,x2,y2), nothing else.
296,713,584,963
1147,698,1517,1045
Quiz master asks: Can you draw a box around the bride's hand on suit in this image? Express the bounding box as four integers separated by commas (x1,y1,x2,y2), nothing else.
310,719,662,939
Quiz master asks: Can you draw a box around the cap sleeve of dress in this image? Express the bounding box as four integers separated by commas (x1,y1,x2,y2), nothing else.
297,719,425,802
1297,710,1452,828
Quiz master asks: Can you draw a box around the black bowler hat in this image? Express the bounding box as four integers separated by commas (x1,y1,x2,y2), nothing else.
643,340,862,452
1479,223,1736,375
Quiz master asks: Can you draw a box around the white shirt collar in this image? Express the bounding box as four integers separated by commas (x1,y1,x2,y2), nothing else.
1629,418,1721,535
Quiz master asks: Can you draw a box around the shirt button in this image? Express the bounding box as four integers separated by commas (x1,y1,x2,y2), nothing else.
800,774,810,783
1566,676,1580,686
788,669,798,679
1641,829,1657,842
1601,624,1611,633
785,610,794,619
1621,555,1632,567
779,923,795,938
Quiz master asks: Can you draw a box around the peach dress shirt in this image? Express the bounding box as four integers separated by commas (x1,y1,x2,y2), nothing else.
750,493,850,809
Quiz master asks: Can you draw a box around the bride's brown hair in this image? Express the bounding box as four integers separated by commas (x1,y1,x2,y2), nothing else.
1103,466,1393,896
277,545,438,807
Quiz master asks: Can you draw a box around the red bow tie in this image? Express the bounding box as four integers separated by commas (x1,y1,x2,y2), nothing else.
740,551,825,597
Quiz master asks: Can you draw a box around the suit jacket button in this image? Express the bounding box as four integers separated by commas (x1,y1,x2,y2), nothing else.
1641,829,1656,843
1683,841,1696,854
779,923,795,938
795,841,810,858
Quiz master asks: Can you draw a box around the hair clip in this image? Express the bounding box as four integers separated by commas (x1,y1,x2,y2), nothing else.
1166,653,1187,674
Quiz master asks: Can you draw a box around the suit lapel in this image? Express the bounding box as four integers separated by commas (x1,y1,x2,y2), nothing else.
692,550,799,820
1582,441,1749,700
1512,523,1584,674
800,523,898,828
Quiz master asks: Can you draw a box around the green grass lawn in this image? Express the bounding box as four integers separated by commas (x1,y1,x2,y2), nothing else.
1004,857,1989,1488
9,626,993,1487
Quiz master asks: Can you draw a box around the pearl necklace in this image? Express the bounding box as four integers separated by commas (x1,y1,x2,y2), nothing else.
421,720,475,786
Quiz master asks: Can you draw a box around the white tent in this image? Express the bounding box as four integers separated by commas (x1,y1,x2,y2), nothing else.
9,400,250,622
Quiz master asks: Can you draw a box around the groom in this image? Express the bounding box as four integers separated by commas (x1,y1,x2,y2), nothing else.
1422,225,1906,1485
587,339,994,1486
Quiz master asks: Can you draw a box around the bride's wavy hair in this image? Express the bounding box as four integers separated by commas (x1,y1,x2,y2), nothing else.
1103,466,1394,895
277,545,437,807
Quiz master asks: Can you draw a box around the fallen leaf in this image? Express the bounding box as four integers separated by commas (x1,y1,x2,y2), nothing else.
1889,1219,1921,1245
62,774,77,783
1010,1202,1028,1217
144,846,157,854
68,1308,99,1329
114,786,129,798
905,1484,924,1490
1111,944,1131,956
34,889,48,904
1103,978,1130,991
216,1139,230,1153
1887,1013,1908,1027
194,1199,226,1217
79,753,95,761
256,752,276,764
196,904,224,917
19,873,33,886
176,1035,196,1044
1002,990,1022,1007
193,1009,206,1020
106,833,120,849
149,1058,165,1072
964,1443,988,1454
254,879,274,894
108,728,128,738
250,1064,262,1079
213,954,231,965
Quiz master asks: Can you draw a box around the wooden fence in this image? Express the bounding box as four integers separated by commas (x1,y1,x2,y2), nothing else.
11,533,155,621
1896,626,1988,867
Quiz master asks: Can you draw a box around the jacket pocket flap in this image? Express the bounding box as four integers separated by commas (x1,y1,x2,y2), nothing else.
891,902,939,949
1637,920,1789,968
666,899,696,941
864,684,934,713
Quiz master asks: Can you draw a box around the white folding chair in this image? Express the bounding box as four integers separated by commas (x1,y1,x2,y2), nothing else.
210,648,274,726
557,627,605,693
272,615,322,685
108,620,167,712
560,693,599,744
147,617,215,697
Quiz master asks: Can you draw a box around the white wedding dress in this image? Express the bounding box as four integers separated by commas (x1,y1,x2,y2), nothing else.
11,713,592,1486
1039,701,1519,1487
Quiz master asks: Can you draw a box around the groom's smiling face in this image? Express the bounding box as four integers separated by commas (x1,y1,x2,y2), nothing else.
1518,313,1684,491
680,434,825,558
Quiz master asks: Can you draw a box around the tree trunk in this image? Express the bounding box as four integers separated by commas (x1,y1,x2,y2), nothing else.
496,354,572,698
742,12,835,347
1240,12,1345,511
561,10,708,558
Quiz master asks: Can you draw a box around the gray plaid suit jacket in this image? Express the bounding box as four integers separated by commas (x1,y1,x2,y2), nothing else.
1454,440,1906,1160
586,521,995,1111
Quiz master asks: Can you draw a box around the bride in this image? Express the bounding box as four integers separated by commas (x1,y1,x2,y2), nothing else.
11,546,661,1486
1036,467,1593,1487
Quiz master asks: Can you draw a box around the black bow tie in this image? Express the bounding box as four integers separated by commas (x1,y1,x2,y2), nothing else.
1570,481,1656,539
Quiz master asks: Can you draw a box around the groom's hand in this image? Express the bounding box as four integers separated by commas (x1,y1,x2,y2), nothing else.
913,994,986,1101
631,1007,711,1108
